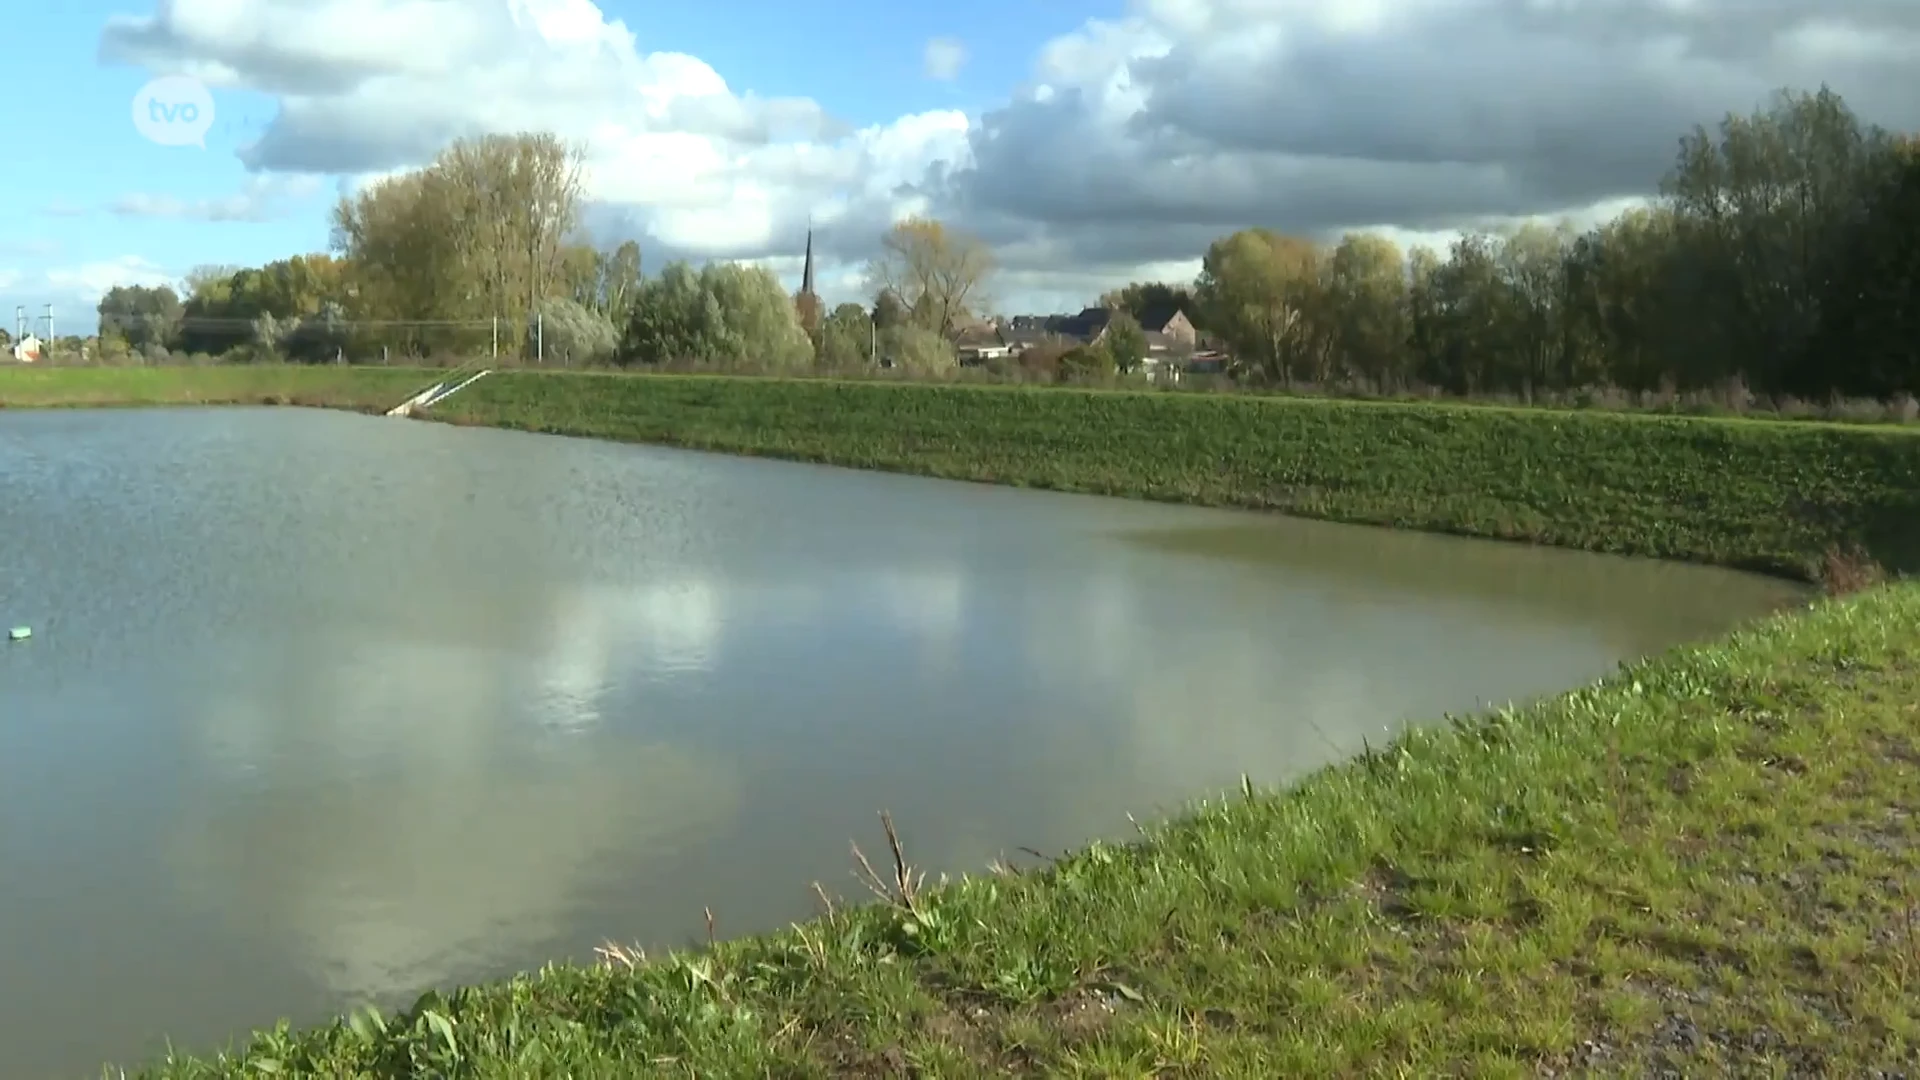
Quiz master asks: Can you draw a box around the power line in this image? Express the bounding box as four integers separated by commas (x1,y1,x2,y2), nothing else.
97,314,503,332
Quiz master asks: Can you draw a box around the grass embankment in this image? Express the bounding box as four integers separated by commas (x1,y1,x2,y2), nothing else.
433,372,1920,579
0,364,432,411
132,584,1920,1076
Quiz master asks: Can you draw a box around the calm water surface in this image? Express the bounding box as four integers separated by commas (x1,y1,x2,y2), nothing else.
0,407,1804,1076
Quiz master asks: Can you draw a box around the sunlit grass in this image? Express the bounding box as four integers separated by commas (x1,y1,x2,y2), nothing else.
430,371,1920,580
0,364,431,410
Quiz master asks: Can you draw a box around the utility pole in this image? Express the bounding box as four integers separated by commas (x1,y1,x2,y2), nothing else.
529,199,541,365
42,305,52,360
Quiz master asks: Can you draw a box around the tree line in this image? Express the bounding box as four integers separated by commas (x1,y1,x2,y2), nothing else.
91,85,1916,403
1156,87,1917,402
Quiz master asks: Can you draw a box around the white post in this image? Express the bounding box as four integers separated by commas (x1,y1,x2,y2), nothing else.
536,312,543,365
491,316,498,360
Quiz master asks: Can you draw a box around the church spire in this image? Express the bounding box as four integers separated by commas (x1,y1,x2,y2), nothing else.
800,225,816,298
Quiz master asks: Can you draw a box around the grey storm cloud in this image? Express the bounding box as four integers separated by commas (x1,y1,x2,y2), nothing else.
937,0,1920,266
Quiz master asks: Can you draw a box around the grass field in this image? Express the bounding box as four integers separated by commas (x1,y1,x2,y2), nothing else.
7,364,1915,1076
430,371,1920,580
0,363,433,410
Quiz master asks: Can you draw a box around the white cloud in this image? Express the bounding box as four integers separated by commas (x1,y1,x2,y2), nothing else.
44,256,176,294
94,0,1920,312
109,173,325,222
0,256,178,326
924,37,967,81
100,0,971,289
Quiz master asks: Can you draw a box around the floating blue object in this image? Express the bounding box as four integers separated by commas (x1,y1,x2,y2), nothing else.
7,626,28,641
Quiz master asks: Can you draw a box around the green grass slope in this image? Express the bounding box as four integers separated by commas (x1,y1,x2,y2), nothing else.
434,373,1920,578
0,364,431,411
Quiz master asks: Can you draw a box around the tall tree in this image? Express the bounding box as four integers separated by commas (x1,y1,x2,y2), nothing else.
1494,222,1575,393
867,217,993,335
620,263,730,365
330,132,583,357
1321,233,1410,388
1195,229,1324,385
1660,86,1894,391
1804,136,1920,396
331,169,475,353
434,132,586,337
97,285,184,351
537,298,620,366
1099,281,1199,326
620,261,812,369
878,326,958,374
819,302,873,368
1102,311,1148,374
871,288,909,330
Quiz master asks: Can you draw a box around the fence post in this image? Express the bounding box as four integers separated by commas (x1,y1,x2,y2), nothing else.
491,316,498,360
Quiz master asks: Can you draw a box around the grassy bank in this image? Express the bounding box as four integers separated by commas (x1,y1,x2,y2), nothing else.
431,372,1920,579
126,581,1920,1076
0,364,431,411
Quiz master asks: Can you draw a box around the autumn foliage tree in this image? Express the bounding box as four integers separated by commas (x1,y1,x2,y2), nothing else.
867,217,994,336
330,131,585,357
1195,229,1325,385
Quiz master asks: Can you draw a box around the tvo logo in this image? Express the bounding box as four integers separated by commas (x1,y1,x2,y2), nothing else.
132,75,215,147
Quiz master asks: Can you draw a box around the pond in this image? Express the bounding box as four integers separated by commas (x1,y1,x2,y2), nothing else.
0,406,1804,1076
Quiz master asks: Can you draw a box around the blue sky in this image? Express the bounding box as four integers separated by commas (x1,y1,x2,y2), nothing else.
0,0,1109,332
5,0,1917,334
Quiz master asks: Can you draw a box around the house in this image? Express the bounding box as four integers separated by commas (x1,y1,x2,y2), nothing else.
988,306,1217,378
1050,305,1199,353
1052,307,1112,342
953,323,1013,365
1002,325,1064,355
1136,305,1198,350
10,334,40,363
